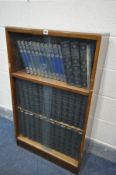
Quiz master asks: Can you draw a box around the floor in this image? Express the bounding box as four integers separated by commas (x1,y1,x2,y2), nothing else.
0,116,116,175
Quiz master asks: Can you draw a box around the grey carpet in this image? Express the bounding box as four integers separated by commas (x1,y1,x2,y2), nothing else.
0,116,116,175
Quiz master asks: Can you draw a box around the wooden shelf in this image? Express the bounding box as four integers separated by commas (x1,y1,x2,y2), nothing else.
17,135,79,173
12,70,90,96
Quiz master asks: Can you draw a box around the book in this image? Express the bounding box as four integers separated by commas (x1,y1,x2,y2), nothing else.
41,119,49,147
16,36,96,90
72,94,81,127
51,88,62,121
61,41,74,85
24,111,31,138
52,44,60,80
28,41,38,75
21,40,34,74
57,44,66,81
79,96,87,128
43,86,52,118
44,43,53,78
80,42,87,87
53,44,64,81
86,42,96,88
18,109,26,136
70,42,82,87
39,43,48,78
16,40,29,74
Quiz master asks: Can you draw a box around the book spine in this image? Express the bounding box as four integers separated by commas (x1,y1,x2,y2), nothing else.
79,96,87,128
39,43,48,78
73,94,81,127
18,109,26,136
21,40,32,74
49,44,57,79
44,43,53,78
34,114,40,142
52,44,60,80
51,89,62,121
80,42,87,87
67,92,75,125
16,40,29,73
41,119,50,147
61,91,69,124
32,83,40,114
58,45,66,82
29,111,36,141
33,42,41,76
16,79,23,107
70,42,82,87
52,44,62,81
24,40,35,75
43,86,52,119
35,42,43,76
87,44,92,88
28,41,38,75
66,128,72,157
24,110,31,138
22,80,30,111
49,121,55,149
61,41,74,85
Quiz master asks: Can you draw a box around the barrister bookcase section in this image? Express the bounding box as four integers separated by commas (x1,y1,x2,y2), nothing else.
6,27,109,174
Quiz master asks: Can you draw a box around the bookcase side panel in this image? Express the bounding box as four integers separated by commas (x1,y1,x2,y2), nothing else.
85,34,110,142
6,30,20,137
79,34,109,163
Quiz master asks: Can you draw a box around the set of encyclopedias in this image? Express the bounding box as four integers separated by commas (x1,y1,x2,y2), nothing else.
16,38,95,88
18,108,82,159
16,79,87,129
17,39,65,81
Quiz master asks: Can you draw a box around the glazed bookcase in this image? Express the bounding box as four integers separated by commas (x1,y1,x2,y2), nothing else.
6,27,109,174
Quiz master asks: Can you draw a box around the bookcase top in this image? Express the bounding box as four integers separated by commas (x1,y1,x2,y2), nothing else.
5,26,110,40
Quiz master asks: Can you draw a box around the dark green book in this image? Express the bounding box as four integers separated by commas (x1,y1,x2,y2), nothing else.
70,42,82,87
80,42,87,88
61,41,74,85
79,96,87,128
18,109,26,136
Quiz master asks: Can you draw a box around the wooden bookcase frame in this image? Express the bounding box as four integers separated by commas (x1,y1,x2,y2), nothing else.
6,27,109,174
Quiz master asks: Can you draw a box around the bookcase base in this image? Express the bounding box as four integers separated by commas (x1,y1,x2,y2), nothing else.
17,135,79,174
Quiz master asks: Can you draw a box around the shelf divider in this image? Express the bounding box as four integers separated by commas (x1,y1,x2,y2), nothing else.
12,70,90,96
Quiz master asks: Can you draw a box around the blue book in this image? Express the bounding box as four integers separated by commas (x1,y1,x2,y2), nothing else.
24,40,36,75
39,43,48,78
32,41,41,76
44,43,53,79
48,44,57,79
28,41,38,75
35,42,44,76
57,44,66,82
53,44,61,80
52,44,60,80
17,40,30,74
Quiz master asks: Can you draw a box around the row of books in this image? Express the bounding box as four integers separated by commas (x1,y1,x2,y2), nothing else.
16,79,87,128
18,108,82,159
16,37,95,88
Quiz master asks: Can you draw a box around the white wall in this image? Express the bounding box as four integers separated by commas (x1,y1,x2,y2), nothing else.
0,0,116,149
